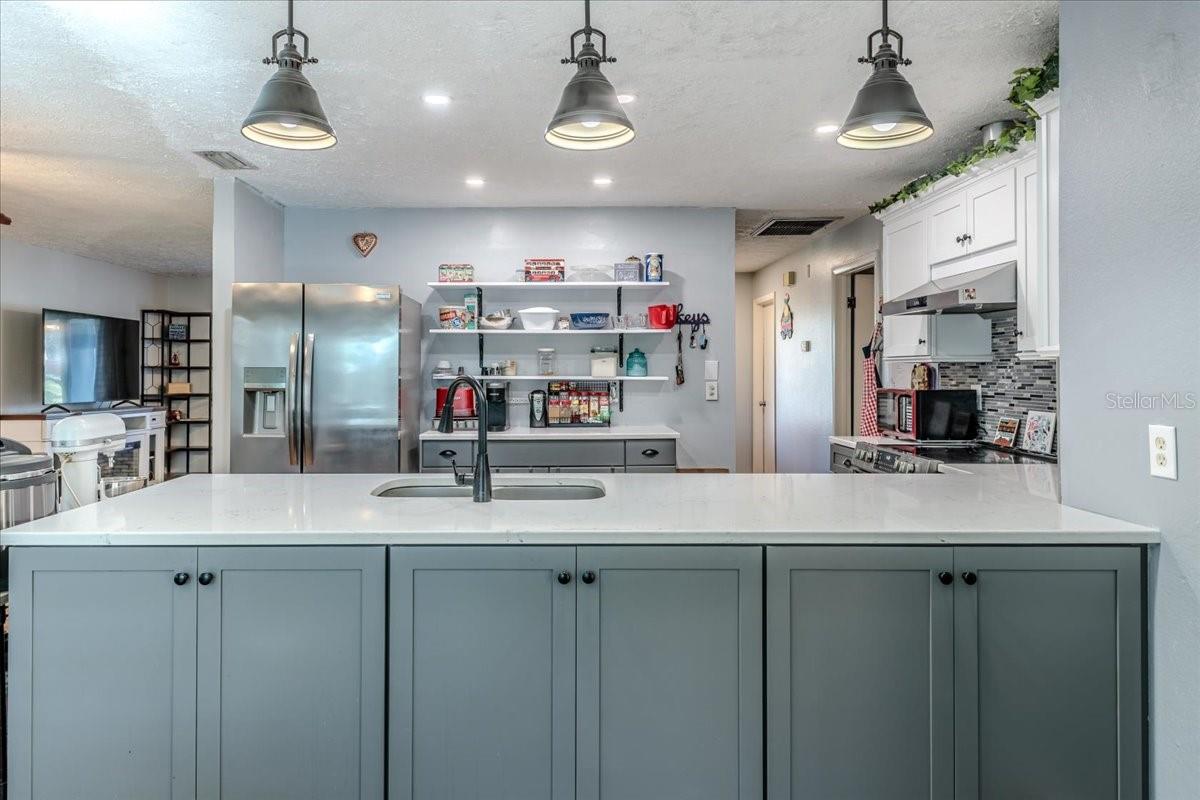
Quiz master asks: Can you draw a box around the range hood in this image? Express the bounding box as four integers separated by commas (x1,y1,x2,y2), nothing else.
881,262,1017,316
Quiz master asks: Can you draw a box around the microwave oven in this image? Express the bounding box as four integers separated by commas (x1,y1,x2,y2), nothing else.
876,389,978,440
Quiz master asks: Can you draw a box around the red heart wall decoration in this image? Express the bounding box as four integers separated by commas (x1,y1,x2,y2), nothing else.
352,232,378,257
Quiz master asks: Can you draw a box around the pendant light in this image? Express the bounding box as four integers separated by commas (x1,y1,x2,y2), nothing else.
242,0,336,150
545,0,635,150
838,0,933,150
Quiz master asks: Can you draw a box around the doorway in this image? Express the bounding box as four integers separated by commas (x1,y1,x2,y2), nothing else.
832,253,879,436
752,293,776,472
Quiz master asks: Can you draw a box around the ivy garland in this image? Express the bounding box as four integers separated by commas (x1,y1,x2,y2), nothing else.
869,49,1059,214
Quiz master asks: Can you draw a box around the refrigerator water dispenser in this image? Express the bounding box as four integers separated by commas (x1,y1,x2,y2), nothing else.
243,367,288,436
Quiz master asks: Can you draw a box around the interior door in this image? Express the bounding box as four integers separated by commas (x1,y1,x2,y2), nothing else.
389,546,576,800
576,546,763,800
752,296,776,472
231,283,303,473
302,284,399,473
196,546,385,800
8,547,198,800
926,190,969,266
965,167,1017,254
850,271,876,435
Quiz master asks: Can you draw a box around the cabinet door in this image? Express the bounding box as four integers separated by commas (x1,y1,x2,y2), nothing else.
926,190,969,265
766,547,954,800
1038,98,1061,355
1015,157,1041,355
196,546,385,800
8,547,198,800
882,211,932,358
389,546,576,800
953,547,1143,800
965,167,1017,253
576,546,762,800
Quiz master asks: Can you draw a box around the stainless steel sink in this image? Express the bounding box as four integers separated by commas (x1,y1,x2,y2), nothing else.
372,477,606,501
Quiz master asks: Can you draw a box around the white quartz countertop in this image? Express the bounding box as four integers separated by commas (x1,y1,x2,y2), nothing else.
1,472,1157,547
420,425,679,441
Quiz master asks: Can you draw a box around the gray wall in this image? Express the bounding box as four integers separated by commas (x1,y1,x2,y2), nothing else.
282,207,736,470
0,238,203,413
750,215,882,473
1058,3,1200,797
210,177,285,472
734,273,754,472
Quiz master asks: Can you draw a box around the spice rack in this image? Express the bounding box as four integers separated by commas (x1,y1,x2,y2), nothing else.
427,281,672,411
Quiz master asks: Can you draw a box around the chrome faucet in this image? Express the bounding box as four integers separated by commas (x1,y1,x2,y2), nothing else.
436,375,492,502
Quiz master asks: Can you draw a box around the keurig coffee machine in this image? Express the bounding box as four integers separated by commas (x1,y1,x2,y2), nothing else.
485,381,509,431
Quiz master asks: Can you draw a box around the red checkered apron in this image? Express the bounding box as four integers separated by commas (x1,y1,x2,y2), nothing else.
859,324,882,436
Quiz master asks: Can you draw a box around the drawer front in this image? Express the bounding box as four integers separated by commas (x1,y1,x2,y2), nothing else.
625,465,675,473
625,439,677,467
489,441,624,467
421,441,474,470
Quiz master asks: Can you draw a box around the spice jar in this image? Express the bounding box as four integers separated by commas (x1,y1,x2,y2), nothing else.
537,348,557,376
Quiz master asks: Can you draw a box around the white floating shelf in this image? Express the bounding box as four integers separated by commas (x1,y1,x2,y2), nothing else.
432,374,668,382
427,328,669,335
426,281,669,289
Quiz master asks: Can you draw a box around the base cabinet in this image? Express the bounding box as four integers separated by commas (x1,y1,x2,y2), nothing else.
389,545,762,800
8,546,385,800
767,545,1143,800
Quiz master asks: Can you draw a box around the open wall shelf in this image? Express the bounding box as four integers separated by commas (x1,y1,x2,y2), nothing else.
427,281,669,289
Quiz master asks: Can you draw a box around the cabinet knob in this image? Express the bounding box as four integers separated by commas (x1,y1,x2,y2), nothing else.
1016,329,1025,337
173,572,189,586
955,235,963,244
438,449,457,459
937,571,953,586
581,570,596,584
641,448,659,458
963,234,973,243
557,571,572,585
961,571,978,586
917,338,927,345
198,572,215,586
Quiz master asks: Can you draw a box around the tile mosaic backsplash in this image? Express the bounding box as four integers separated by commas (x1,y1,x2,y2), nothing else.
937,311,1059,455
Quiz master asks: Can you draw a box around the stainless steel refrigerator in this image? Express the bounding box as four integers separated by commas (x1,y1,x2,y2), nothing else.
231,283,419,473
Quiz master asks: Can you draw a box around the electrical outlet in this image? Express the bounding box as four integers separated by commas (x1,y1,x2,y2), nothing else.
705,381,719,401
1148,425,1177,480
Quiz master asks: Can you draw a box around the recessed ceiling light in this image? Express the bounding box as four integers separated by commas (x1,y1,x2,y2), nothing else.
617,94,637,104
593,176,614,186
814,124,840,134
465,176,485,187
423,93,452,106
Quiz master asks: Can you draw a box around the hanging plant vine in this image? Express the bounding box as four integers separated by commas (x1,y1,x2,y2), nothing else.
869,49,1058,214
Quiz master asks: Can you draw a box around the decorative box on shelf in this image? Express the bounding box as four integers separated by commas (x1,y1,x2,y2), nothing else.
523,258,566,282
437,263,475,283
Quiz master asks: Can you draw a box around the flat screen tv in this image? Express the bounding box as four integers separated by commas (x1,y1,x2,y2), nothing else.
42,309,139,405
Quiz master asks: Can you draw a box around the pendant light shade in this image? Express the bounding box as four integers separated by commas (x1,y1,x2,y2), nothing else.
838,0,932,150
546,0,634,150
242,0,336,150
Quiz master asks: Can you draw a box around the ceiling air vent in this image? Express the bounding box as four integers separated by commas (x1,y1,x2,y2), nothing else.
193,151,258,170
751,217,840,237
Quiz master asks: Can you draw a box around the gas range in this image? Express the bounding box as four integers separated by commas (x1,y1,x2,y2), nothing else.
849,441,1055,474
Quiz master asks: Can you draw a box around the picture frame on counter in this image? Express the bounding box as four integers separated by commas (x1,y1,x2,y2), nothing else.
1021,410,1057,454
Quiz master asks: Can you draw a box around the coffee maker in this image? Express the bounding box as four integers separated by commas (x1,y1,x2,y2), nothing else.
485,381,509,432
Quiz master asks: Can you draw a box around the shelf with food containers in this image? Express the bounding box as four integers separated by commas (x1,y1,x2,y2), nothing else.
427,257,682,413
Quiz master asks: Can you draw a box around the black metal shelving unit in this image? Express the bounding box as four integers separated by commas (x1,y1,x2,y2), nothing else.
141,309,212,478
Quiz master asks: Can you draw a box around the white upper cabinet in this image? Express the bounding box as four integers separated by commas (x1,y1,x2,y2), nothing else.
1015,157,1041,356
1030,89,1060,358
881,210,932,359
927,191,969,266
965,168,1017,254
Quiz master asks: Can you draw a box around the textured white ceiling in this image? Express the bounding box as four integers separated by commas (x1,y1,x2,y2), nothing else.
0,0,1057,274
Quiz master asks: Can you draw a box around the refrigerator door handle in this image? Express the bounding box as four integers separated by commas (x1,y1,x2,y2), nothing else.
302,333,316,466
286,332,300,466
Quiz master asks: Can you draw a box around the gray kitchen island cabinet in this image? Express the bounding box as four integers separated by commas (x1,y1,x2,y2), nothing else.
388,545,762,800
7,546,386,800
767,545,1143,800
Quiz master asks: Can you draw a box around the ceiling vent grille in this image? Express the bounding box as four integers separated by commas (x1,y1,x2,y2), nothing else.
193,151,258,170
751,217,840,237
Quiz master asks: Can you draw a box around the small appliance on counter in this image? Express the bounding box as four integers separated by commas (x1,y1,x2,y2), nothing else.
876,388,978,440
529,390,548,427
485,381,510,432
0,437,57,529
841,440,1056,475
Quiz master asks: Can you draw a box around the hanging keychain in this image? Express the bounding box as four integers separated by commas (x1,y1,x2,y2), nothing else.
697,323,709,350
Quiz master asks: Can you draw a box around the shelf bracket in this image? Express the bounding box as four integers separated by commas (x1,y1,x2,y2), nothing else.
613,380,623,413
618,332,624,367
476,287,485,370
616,286,623,317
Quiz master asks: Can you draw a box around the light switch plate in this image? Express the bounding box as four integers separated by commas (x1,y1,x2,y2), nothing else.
1148,424,1177,480
704,360,719,380
705,381,719,401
